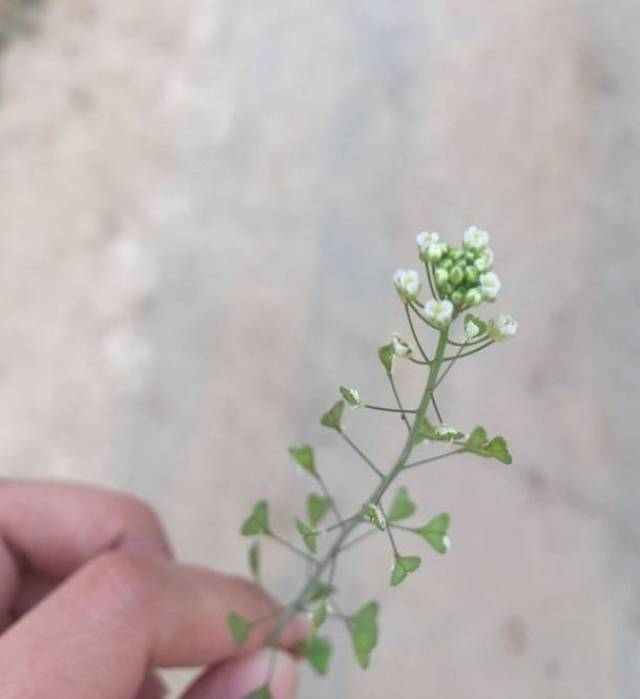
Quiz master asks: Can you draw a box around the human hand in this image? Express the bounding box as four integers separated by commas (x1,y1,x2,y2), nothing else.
0,480,303,698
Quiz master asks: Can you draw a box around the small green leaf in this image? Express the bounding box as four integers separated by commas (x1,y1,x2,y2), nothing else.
487,436,512,464
288,444,318,478
320,400,345,432
416,513,451,554
340,386,362,407
464,427,512,464
348,601,379,669
312,601,328,630
241,501,271,536
464,313,487,336
248,541,261,582
390,555,422,586
242,687,271,699
299,635,332,675
295,519,317,554
307,493,330,527
228,613,250,646
378,343,395,375
466,426,488,448
414,417,463,445
387,486,416,522
308,581,335,603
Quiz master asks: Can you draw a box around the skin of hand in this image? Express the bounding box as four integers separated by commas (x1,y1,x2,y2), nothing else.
0,480,305,699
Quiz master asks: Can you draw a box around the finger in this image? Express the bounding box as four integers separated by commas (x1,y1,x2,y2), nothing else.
0,552,306,698
181,649,298,699
135,672,168,699
0,480,173,626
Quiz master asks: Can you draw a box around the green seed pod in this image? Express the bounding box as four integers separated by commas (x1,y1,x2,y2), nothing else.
434,267,449,288
451,289,465,307
465,266,479,285
464,287,483,307
449,265,465,286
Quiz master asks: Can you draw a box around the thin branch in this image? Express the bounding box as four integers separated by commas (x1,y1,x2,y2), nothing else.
338,528,378,553
388,374,412,432
269,533,318,565
404,303,431,364
402,448,463,471
442,341,494,362
435,345,465,389
425,262,439,301
317,474,343,523
364,404,417,414
431,394,444,424
341,432,385,479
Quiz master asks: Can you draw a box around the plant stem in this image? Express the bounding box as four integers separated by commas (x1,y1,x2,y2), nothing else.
404,303,431,364
364,404,417,414
442,341,493,361
340,433,384,479
403,448,463,470
266,328,450,646
268,533,318,566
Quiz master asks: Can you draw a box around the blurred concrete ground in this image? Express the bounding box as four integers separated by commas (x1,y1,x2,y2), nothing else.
0,1,639,697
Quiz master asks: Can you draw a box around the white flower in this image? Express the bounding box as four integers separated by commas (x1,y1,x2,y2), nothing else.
463,319,481,341
487,313,518,341
463,225,490,250
416,231,440,252
391,333,413,357
442,535,452,552
479,271,501,301
394,269,421,301
423,298,454,327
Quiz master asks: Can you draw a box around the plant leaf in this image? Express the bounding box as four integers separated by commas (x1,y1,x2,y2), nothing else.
307,493,330,527
288,444,318,478
227,613,250,647
241,501,271,536
308,581,335,603
487,436,512,464
464,313,487,336
347,601,379,669
248,541,261,582
387,486,416,522
299,635,332,675
415,513,451,554
242,687,271,699
295,519,317,554
320,400,345,432
390,555,422,586
312,601,328,630
378,343,395,375
464,427,512,464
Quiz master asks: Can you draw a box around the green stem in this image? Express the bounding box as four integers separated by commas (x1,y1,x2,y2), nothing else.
268,533,318,566
265,328,450,646
403,448,463,471
404,304,431,364
442,341,493,361
364,404,417,414
341,433,384,479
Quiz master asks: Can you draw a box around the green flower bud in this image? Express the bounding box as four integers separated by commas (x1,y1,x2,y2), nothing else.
448,248,464,262
451,289,465,308
434,267,449,288
440,258,453,271
449,265,465,286
465,266,479,284
365,503,387,531
464,287,483,307
464,251,476,264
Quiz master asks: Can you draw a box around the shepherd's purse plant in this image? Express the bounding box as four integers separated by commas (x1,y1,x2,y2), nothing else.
228,226,518,698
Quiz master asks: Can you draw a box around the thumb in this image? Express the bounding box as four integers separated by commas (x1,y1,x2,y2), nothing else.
181,648,298,699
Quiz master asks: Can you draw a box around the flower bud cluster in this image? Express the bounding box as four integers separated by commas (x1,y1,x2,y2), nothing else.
418,227,499,311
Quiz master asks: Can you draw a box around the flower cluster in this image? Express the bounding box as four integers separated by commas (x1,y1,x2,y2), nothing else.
393,226,517,338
